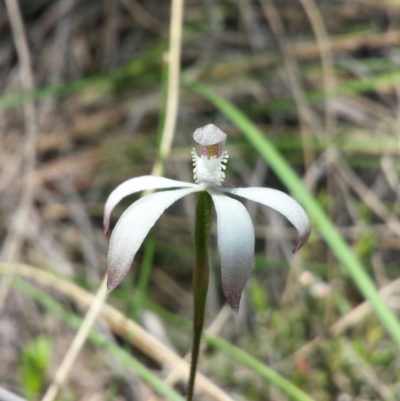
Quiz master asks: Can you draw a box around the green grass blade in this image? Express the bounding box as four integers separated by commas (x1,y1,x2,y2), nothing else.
13,279,185,401
204,333,315,401
145,302,316,401
189,82,400,349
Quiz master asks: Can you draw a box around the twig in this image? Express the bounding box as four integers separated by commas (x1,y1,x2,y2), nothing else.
140,0,184,195
102,0,118,71
296,0,338,307
40,0,184,398
259,0,320,305
199,30,400,80
146,304,233,401
0,263,233,401
275,274,400,368
40,276,108,401
335,160,400,237
151,0,183,178
0,0,38,307
341,339,394,401
297,0,336,136
119,0,162,33
259,0,320,173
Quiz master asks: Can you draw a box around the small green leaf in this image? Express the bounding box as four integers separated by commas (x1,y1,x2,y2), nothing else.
20,336,52,399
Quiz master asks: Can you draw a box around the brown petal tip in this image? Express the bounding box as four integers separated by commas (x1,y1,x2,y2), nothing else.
292,240,306,254
225,293,241,314
292,227,312,254
103,217,110,236
106,269,124,293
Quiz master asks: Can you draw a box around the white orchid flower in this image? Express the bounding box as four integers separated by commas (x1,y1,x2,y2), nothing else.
104,124,311,311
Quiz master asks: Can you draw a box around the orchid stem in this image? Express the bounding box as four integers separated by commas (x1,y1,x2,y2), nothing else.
187,191,213,401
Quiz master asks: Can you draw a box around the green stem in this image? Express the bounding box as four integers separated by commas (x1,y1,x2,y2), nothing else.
187,191,213,401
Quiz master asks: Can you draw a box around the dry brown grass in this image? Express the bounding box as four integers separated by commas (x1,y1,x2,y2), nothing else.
1,1,400,400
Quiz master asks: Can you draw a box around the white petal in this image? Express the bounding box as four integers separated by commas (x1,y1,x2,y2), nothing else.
220,187,311,253
104,176,197,234
208,189,255,312
107,187,200,292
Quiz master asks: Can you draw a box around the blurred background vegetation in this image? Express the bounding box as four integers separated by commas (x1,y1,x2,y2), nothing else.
1,0,400,400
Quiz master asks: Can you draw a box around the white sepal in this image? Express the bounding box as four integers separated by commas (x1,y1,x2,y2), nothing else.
107,187,200,292
220,187,311,252
208,189,255,312
104,176,197,234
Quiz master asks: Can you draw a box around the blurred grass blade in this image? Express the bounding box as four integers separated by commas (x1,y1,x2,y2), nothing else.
0,40,166,109
204,333,315,401
262,70,400,113
189,82,400,349
13,279,185,401
151,302,316,401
